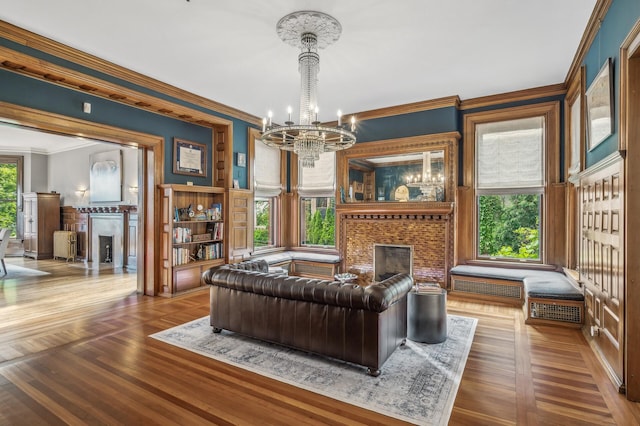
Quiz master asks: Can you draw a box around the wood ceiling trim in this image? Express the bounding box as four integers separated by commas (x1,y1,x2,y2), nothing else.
0,46,233,130
564,0,613,86
459,83,566,111
331,96,461,123
0,20,260,126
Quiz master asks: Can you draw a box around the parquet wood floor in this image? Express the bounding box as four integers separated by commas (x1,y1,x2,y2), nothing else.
1,257,639,425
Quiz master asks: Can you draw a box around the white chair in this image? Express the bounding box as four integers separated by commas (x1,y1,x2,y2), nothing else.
0,228,10,276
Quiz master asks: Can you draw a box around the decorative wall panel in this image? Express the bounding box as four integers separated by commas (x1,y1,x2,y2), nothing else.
579,154,624,387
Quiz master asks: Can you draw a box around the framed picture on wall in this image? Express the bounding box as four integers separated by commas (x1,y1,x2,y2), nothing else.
586,58,614,151
173,138,207,177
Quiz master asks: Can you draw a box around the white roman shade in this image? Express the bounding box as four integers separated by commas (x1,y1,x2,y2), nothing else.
254,140,282,197
476,117,544,189
298,151,335,197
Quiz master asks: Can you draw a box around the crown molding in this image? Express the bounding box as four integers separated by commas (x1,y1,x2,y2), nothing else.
0,46,236,131
459,83,566,111
564,0,613,85
329,96,460,124
0,20,260,126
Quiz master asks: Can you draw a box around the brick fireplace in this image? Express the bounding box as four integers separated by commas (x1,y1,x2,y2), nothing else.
337,203,454,287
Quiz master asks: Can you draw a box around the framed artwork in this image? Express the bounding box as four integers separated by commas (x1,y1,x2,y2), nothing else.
586,58,613,150
173,138,207,177
89,149,122,202
237,152,246,167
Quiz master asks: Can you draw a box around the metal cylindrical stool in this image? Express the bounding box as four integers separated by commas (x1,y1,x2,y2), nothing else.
407,289,447,343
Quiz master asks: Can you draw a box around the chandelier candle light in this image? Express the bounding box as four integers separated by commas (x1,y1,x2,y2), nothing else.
260,11,357,168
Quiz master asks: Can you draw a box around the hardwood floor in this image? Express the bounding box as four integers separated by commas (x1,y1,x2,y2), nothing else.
1,257,640,425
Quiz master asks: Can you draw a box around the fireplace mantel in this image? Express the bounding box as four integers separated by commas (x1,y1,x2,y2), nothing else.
75,205,137,214
336,201,454,216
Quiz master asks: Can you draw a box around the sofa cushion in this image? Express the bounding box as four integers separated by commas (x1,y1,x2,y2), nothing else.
203,266,413,313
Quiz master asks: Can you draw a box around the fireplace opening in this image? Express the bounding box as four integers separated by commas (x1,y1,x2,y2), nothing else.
373,244,413,282
98,235,113,263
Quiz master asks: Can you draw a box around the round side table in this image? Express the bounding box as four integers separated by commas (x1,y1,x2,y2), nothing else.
407,288,447,343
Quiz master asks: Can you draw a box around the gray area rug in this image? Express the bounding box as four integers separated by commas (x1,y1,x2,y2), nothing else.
151,314,477,425
2,263,50,278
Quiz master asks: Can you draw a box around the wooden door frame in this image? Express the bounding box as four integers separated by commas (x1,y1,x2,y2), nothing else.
0,101,163,295
620,18,640,401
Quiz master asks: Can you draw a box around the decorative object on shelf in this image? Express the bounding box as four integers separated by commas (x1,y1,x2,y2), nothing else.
260,11,356,168
586,57,613,151
173,138,207,177
334,272,357,283
232,179,240,189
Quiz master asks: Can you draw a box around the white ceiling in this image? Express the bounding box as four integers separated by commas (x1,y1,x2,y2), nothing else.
0,124,99,154
0,0,597,126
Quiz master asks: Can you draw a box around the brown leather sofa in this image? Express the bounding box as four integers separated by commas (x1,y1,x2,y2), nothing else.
202,260,413,376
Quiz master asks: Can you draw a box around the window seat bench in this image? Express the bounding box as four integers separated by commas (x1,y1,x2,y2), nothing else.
251,251,341,279
450,265,584,327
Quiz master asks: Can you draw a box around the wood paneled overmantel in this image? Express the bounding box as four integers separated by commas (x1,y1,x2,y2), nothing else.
336,132,459,287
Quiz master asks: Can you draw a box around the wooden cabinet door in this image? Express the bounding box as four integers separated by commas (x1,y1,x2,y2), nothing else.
580,159,625,389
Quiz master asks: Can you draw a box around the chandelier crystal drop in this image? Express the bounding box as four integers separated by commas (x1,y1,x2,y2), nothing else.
260,11,356,168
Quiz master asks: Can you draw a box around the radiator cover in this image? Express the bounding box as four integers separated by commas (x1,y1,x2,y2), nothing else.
451,277,522,299
529,301,583,324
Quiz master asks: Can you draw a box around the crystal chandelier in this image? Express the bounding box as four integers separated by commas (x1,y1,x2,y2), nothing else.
405,152,445,201
260,11,356,168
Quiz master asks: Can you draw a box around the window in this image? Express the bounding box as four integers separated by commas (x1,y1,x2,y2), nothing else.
298,152,336,248
476,117,544,261
0,156,22,238
300,196,335,246
254,197,274,248
253,135,282,249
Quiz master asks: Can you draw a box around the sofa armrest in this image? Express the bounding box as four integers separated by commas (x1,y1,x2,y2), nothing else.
365,273,414,311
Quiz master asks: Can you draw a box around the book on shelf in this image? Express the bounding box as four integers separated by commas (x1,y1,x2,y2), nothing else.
173,227,192,243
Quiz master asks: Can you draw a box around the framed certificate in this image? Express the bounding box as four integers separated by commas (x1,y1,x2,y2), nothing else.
173,138,207,177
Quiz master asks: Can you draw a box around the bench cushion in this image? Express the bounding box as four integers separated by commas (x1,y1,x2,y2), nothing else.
450,265,529,281
450,265,584,301
524,276,584,301
253,251,341,265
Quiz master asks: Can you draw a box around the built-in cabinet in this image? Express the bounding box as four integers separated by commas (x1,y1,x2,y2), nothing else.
579,153,625,391
23,192,60,259
227,189,253,263
159,184,226,296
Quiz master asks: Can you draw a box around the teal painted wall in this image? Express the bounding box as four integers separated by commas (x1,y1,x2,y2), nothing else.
584,0,640,167
355,106,458,143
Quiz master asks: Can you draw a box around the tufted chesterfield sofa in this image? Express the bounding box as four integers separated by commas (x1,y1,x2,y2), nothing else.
202,259,413,376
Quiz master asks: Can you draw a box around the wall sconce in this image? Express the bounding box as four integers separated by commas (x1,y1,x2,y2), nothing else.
75,187,88,198
128,185,139,194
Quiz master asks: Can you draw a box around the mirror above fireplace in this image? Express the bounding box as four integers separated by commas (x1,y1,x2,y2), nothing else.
336,132,460,205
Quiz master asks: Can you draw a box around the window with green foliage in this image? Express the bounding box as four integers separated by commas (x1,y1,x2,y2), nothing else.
0,158,19,238
298,151,336,248
254,198,273,248
478,194,540,259
476,117,544,261
300,197,335,247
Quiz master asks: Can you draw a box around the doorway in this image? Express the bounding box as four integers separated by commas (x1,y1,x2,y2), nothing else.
620,19,640,401
0,101,163,295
